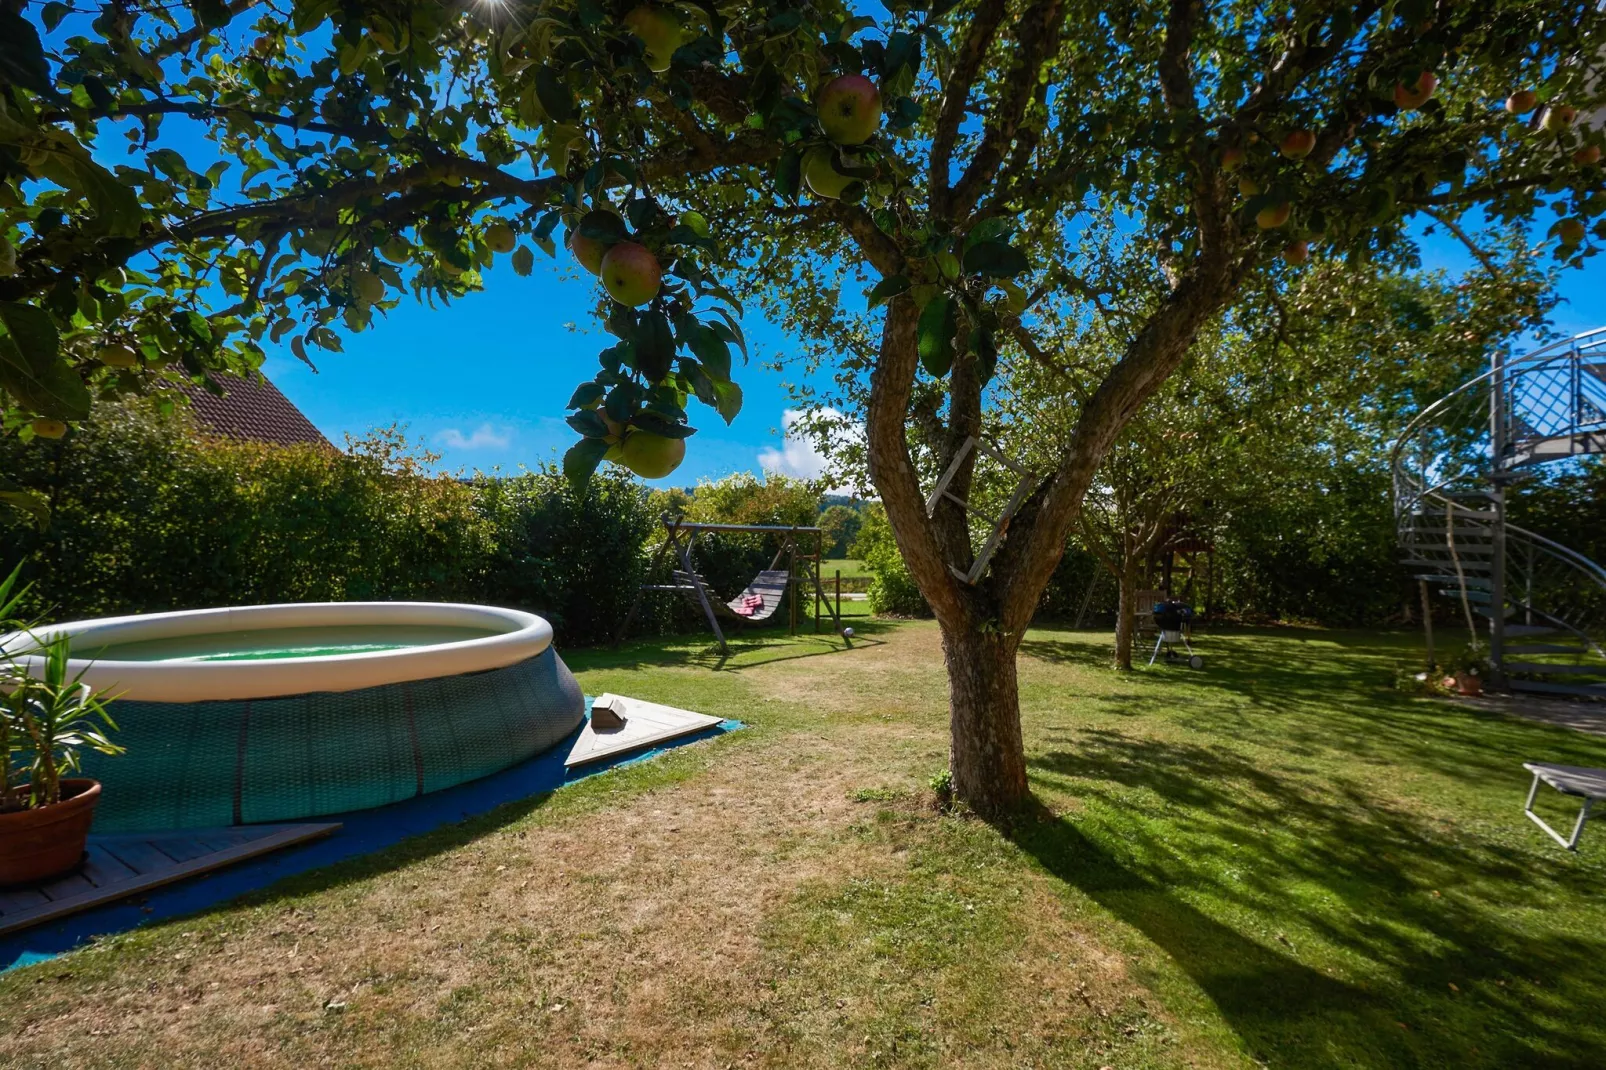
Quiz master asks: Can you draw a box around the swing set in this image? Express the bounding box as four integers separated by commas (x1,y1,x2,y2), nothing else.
616,514,852,655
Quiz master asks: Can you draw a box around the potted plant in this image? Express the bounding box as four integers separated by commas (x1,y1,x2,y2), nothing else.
1,567,122,886
1445,643,1489,697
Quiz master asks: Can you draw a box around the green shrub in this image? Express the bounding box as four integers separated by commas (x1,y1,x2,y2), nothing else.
0,400,679,646
852,503,929,617
674,471,821,599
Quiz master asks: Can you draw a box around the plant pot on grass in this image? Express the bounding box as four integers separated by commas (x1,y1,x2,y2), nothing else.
0,779,101,885
1447,643,1489,698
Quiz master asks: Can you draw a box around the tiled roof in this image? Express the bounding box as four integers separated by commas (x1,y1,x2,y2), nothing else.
174,373,333,449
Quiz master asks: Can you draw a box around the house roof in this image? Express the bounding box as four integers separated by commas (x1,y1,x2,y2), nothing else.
175,373,333,449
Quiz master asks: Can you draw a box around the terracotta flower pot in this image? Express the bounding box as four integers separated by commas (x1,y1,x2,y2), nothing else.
0,779,101,887
1454,672,1483,697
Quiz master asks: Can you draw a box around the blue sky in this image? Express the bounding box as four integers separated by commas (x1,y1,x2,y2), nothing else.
260,224,1605,485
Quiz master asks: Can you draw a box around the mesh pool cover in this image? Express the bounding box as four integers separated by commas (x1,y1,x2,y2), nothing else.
77,648,586,832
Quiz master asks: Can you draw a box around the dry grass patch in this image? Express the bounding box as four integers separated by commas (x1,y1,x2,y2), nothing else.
0,635,1191,1068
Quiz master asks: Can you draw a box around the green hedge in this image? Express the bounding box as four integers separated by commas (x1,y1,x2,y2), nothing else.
0,401,675,647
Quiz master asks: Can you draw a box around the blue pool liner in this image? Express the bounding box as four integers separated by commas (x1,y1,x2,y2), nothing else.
1,710,741,971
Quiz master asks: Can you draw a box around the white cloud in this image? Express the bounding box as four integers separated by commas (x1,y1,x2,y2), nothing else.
438,423,511,450
758,408,865,494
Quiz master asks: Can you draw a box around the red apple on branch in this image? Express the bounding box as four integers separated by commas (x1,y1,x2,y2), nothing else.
600,242,662,306
1279,130,1316,158
818,75,882,145
1394,71,1438,110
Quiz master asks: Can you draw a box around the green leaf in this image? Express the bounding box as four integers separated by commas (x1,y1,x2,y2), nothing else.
970,326,999,385
604,381,641,424
578,210,628,242
40,3,70,32
961,240,1029,278
630,411,696,439
535,66,575,124
917,295,957,378
867,275,911,309
0,476,48,529
775,147,802,202
711,379,742,424
512,246,535,275
564,437,610,489
636,309,675,382
566,409,609,437
0,302,89,420
708,308,748,359
687,324,731,380
191,0,233,29
0,9,55,96
566,381,604,409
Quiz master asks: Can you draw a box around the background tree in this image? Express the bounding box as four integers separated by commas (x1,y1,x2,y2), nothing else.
817,502,862,558
3,0,1603,814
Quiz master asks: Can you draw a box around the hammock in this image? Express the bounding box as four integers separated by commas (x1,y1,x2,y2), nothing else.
673,569,788,623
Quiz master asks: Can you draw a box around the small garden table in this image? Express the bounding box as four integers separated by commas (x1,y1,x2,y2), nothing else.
1522,762,1606,851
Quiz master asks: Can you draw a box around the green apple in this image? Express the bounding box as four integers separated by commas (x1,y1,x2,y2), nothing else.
1220,146,1246,171
1256,200,1291,229
485,222,516,253
353,269,385,306
1238,175,1262,196
624,5,684,73
1558,217,1587,245
802,146,855,199
817,74,881,145
568,229,608,274
98,343,138,368
600,242,662,306
617,431,686,478
31,418,67,439
1543,104,1578,131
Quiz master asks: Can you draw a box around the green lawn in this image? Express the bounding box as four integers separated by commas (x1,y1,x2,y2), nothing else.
3,620,1603,1068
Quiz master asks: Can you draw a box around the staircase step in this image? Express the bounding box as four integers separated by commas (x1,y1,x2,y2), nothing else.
1506,644,1590,655
1402,558,1493,573
1401,526,1495,537
1444,589,1495,604
1504,662,1606,675
1508,679,1606,698
1401,543,1494,555
1413,575,1493,589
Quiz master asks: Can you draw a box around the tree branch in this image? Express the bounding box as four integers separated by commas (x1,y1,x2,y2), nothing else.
949,0,1064,216
930,0,1009,215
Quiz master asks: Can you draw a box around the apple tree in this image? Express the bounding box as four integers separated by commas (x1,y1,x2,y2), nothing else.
2,0,1604,814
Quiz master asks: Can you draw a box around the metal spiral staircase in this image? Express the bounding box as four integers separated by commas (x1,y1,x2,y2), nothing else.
1392,327,1606,697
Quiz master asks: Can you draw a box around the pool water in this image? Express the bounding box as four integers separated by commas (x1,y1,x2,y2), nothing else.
82,624,501,663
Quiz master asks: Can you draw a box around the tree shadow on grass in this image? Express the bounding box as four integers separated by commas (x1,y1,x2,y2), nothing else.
1015,729,1606,1068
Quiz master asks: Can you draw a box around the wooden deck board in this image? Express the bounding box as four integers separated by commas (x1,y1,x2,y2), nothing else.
0,823,341,937
566,694,724,768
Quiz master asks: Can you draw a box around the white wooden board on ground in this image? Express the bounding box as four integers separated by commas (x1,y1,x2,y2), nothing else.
564,694,724,768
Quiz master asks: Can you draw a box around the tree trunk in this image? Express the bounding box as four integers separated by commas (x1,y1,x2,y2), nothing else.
940,619,1028,814
1114,565,1138,671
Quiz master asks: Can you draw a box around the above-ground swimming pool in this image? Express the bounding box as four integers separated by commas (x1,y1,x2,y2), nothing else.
0,603,586,832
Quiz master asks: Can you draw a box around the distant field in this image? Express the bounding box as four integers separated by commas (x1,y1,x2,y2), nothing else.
820,557,870,579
